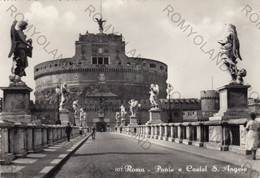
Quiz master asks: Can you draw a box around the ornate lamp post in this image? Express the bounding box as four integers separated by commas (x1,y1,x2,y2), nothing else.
55,85,61,125
166,83,173,123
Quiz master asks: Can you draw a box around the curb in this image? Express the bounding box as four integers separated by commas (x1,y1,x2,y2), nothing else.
43,133,93,178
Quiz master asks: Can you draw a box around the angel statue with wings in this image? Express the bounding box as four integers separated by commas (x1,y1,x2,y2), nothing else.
8,20,33,83
120,105,127,118
149,84,159,109
95,17,106,33
115,112,121,122
218,24,246,84
128,99,141,117
59,83,71,110
72,100,80,116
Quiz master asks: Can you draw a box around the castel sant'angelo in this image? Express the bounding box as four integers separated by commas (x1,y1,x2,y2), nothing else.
32,20,206,131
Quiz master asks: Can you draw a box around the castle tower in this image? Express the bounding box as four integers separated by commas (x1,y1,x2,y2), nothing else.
200,90,219,121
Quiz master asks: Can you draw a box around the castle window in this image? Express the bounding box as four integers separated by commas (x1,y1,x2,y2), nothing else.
160,66,164,70
98,57,103,64
150,64,156,68
92,57,97,64
92,56,110,65
127,62,131,66
104,58,109,64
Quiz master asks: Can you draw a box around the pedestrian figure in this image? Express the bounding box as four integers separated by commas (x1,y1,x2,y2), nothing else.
65,122,72,142
246,113,259,160
92,127,96,140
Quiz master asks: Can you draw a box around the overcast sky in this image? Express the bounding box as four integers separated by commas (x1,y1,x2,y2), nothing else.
0,0,259,100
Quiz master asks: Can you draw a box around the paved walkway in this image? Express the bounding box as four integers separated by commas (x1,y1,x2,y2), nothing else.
0,133,92,178
118,132,260,174
56,132,258,178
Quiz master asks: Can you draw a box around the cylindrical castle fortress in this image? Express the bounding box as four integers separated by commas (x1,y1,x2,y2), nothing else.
33,32,168,127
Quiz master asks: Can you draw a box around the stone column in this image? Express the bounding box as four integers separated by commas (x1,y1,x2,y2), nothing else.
221,122,230,151
47,128,53,146
159,124,164,140
186,125,192,145
26,124,34,153
176,125,183,143
145,126,150,138
154,125,158,139
0,123,15,164
169,124,174,142
150,125,154,139
13,124,27,157
42,126,48,148
195,124,204,147
33,126,43,152
57,127,62,143
163,124,168,141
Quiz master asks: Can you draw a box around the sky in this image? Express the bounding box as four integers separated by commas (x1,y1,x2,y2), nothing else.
0,0,259,101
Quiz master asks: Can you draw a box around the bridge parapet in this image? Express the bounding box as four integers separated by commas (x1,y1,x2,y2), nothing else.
0,122,80,165
118,118,259,153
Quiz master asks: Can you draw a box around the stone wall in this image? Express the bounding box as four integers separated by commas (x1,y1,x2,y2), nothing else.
0,122,80,164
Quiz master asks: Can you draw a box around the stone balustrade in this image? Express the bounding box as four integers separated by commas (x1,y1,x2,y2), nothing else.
118,118,255,153
0,123,80,164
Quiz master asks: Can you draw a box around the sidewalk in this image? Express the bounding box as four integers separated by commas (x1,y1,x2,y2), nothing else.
0,133,92,178
115,132,260,174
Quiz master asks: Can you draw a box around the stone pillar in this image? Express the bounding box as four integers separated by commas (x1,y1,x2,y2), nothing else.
57,127,62,143
150,125,154,139
221,122,230,151
176,125,183,143
26,124,34,153
0,123,15,164
209,84,250,120
128,116,138,126
146,108,163,125
195,124,204,147
60,110,70,125
145,126,150,138
154,125,158,139
169,125,174,142
47,128,53,146
0,85,33,123
13,124,27,157
33,126,43,152
186,125,192,145
163,124,168,141
42,127,48,148
52,127,57,144
159,125,164,140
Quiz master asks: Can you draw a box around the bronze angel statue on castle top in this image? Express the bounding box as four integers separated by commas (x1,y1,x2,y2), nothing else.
8,20,33,84
218,24,246,84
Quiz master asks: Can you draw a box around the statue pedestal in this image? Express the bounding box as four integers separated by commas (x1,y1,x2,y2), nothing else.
60,109,70,125
120,118,126,127
209,84,250,121
0,85,33,123
146,108,163,125
128,116,138,126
